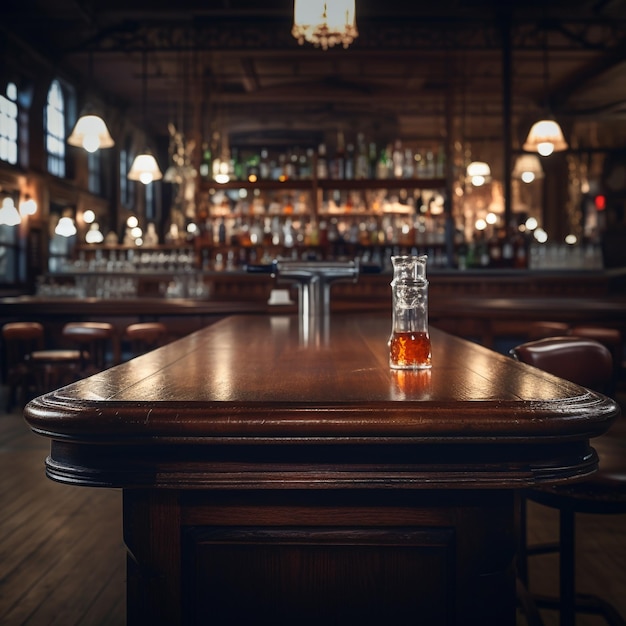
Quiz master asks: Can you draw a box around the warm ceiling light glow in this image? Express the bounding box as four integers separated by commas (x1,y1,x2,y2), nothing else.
68,113,115,152
55,216,77,237
525,216,538,231
0,197,21,226
466,161,491,187
128,152,163,184
522,120,568,156
512,154,544,183
19,196,37,217
292,0,358,50
85,223,104,244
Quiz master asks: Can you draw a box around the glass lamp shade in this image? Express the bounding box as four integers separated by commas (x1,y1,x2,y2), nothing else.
512,154,544,183
85,223,104,244
292,0,358,50
0,197,21,226
68,114,115,152
466,161,491,187
522,119,568,156
55,216,77,237
19,197,38,217
128,152,163,185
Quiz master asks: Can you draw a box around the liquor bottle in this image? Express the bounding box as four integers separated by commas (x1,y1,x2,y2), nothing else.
392,139,404,179
259,148,270,180
377,145,391,179
316,143,328,180
345,142,355,180
333,130,346,180
199,142,212,180
368,142,378,179
355,133,369,179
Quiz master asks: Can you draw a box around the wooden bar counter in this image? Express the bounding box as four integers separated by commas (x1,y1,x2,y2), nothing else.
24,314,619,626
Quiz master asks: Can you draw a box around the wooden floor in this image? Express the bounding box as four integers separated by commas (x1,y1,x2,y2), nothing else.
0,389,624,626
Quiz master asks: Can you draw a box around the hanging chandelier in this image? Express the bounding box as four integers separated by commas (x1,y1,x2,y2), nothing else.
292,0,358,50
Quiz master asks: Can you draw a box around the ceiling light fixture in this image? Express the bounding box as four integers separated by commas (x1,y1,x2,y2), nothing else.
19,195,38,217
512,154,544,183
523,120,568,157
55,215,77,237
68,112,115,153
292,0,358,50
523,27,568,156
67,52,114,153
0,197,21,226
128,51,162,185
466,161,491,187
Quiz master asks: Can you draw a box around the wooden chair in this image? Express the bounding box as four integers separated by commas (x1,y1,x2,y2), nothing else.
62,322,116,377
510,336,626,626
2,322,82,410
123,322,168,359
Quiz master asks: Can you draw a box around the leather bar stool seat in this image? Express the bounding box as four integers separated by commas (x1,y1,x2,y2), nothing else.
123,322,168,359
2,322,82,410
570,325,623,393
62,322,115,377
510,336,626,626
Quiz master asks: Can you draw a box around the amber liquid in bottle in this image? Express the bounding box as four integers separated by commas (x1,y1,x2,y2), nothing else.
389,331,432,369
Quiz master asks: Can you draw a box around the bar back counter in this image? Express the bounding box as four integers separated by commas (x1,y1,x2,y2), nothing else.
23,314,619,625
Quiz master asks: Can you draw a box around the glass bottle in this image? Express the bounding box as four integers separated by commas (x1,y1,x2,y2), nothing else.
388,255,432,369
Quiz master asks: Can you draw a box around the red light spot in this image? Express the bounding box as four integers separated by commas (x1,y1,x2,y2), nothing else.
595,195,606,211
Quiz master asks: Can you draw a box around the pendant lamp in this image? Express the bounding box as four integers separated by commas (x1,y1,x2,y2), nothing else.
68,52,114,153
68,113,114,153
0,197,21,226
466,161,491,187
523,29,568,156
512,154,544,183
128,51,162,184
292,0,358,50
55,215,77,237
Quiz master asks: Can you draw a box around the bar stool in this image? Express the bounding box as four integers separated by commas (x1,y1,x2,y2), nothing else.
62,322,115,377
510,336,626,626
123,322,168,359
570,325,623,393
2,322,82,410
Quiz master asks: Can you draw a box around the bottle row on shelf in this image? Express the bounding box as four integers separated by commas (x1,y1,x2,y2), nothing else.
57,226,604,281
199,134,447,184
198,213,449,252
205,186,446,219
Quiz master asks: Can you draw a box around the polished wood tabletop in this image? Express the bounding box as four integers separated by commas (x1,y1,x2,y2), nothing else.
24,313,619,489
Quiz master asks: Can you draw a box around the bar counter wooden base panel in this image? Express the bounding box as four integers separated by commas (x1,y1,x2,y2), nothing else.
124,489,515,626
24,314,620,626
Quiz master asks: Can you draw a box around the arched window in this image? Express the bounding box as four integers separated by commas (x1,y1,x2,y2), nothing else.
45,80,66,177
0,82,19,165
